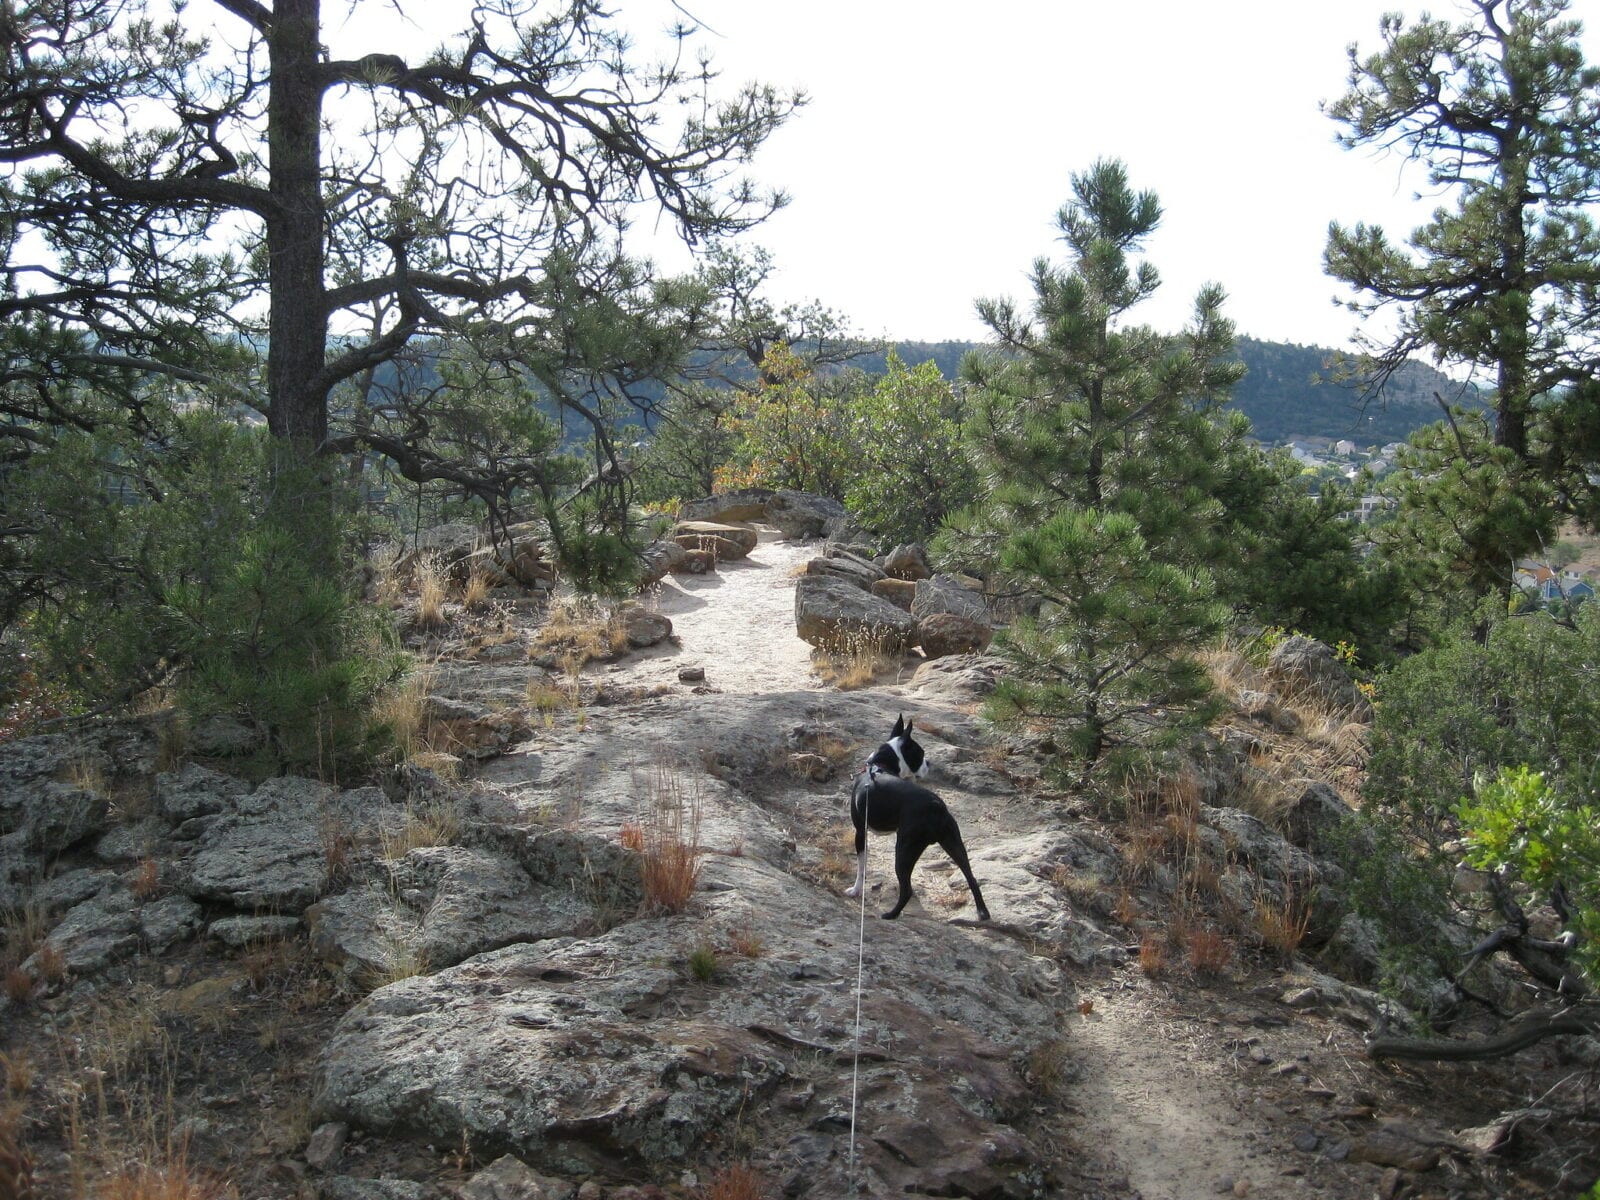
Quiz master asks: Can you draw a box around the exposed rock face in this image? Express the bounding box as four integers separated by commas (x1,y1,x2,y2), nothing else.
671,521,754,562
637,538,687,588
304,836,625,983
1280,782,1356,856
315,856,1059,1196
793,574,916,651
882,543,931,581
182,779,389,914
870,577,917,610
917,612,994,658
677,489,848,540
908,654,1007,700
802,553,881,590
912,574,992,625
1266,636,1373,722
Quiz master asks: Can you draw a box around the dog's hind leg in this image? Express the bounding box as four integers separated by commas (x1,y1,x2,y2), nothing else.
882,834,927,919
843,802,868,899
939,830,992,921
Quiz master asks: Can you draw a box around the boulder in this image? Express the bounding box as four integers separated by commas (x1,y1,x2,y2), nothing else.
908,655,1006,701
181,778,393,914
1280,782,1356,856
617,606,672,649
1266,636,1373,722
794,574,916,652
458,1157,576,1200
209,914,302,947
27,886,141,974
671,530,747,562
419,695,521,759
770,491,848,540
637,539,688,587
870,578,917,610
882,543,932,581
671,548,716,574
803,554,881,590
305,844,598,982
676,489,847,541
916,612,994,659
912,574,991,624
677,488,777,525
155,763,248,823
671,520,758,555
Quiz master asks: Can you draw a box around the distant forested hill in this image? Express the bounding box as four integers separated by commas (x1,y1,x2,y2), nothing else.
878,337,1485,446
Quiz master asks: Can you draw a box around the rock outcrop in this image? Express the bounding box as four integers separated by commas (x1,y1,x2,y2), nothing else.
793,574,916,651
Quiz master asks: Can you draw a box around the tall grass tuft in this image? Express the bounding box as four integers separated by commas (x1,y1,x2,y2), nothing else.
638,763,703,915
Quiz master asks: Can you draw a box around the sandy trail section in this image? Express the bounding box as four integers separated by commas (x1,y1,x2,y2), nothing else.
618,528,821,695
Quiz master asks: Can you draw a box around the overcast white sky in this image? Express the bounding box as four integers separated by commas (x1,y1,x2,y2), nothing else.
626,0,1598,350
340,0,1599,352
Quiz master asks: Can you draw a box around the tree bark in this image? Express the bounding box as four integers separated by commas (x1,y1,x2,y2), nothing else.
265,0,328,455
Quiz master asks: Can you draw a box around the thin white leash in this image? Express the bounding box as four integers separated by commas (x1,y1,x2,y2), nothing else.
847,769,871,1188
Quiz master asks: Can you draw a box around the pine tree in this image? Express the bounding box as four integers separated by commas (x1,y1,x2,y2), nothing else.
946,160,1242,778
1325,0,1600,606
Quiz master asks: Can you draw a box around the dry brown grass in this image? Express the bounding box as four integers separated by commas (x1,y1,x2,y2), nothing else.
1184,925,1234,978
701,1163,769,1200
32,943,65,986
618,821,645,852
2,967,31,1005
415,554,449,631
1,904,50,973
1024,1037,1072,1099
727,927,765,959
1138,935,1167,977
0,1105,34,1200
811,644,897,690
379,798,459,861
130,858,162,901
533,597,627,676
460,569,493,613
371,665,435,762
638,765,703,915
96,1153,238,1200
1253,885,1313,958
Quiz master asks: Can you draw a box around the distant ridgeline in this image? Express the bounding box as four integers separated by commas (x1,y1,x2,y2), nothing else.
354,335,1482,448
879,337,1486,446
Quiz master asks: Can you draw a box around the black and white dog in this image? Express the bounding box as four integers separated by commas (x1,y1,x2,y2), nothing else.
844,715,991,921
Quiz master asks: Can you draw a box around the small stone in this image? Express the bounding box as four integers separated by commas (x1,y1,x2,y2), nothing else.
1291,1130,1320,1153
1323,1140,1350,1162
1233,1181,1252,1198
304,1121,348,1170
1281,986,1319,1008
678,666,706,683
1214,1177,1236,1195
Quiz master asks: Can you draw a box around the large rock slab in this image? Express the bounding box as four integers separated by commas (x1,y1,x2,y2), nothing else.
1266,635,1373,721
181,778,393,914
794,574,915,651
316,857,1059,1196
677,489,848,540
912,574,991,624
917,612,994,658
305,844,600,982
803,554,881,590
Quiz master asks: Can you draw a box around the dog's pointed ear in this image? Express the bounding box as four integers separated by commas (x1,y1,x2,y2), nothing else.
905,717,915,735
891,714,905,737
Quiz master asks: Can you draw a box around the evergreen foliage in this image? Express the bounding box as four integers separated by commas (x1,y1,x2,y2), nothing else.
1354,606,1600,987
1326,0,1600,600
843,352,977,544
945,160,1241,778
